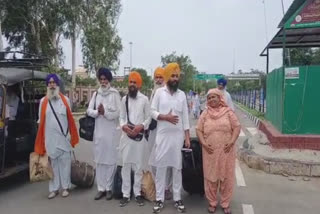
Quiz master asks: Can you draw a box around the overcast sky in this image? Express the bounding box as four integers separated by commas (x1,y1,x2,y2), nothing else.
3,0,295,76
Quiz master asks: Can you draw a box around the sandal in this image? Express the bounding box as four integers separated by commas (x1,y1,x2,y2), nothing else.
208,206,216,213
223,207,232,214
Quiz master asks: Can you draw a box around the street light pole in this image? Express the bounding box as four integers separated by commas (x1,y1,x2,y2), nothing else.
129,42,133,70
281,0,285,15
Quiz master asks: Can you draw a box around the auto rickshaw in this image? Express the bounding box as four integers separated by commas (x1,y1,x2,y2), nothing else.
0,52,65,180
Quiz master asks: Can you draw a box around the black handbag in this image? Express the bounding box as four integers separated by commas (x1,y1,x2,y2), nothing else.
79,92,97,141
125,95,144,141
148,119,157,131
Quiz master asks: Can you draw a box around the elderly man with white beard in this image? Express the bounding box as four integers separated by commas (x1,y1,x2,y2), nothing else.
34,74,79,199
87,68,121,201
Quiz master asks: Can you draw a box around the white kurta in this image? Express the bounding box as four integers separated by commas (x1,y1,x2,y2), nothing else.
119,91,151,170
149,87,190,170
87,88,121,165
38,96,72,159
148,86,164,159
38,95,72,192
223,89,235,111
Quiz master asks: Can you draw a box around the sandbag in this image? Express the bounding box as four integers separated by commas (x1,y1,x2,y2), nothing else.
71,152,95,188
29,152,53,182
141,171,156,202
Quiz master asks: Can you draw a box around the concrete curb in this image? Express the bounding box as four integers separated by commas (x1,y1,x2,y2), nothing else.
237,148,320,177
235,103,261,127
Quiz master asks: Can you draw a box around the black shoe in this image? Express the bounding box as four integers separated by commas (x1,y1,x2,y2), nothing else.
153,200,164,213
119,197,130,207
106,191,113,200
135,195,144,206
175,200,186,213
94,191,106,200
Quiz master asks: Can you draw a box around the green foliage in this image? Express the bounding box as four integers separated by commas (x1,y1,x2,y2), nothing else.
2,0,65,63
1,0,123,70
227,69,266,92
41,64,71,86
161,52,198,92
81,0,122,73
76,76,97,87
238,103,265,120
112,76,128,89
288,48,320,66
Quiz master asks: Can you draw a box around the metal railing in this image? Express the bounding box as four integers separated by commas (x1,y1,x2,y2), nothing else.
231,89,266,113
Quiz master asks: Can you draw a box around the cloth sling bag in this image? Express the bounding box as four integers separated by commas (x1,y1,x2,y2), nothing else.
125,95,144,141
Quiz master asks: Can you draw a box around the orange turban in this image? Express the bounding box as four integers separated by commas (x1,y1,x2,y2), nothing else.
129,71,143,88
154,67,165,78
164,63,181,82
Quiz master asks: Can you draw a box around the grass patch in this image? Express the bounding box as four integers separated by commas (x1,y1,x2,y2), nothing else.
237,103,265,120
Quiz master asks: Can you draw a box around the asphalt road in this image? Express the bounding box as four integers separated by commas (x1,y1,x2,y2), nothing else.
1,111,320,214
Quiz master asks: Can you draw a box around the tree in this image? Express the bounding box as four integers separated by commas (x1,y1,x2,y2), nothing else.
288,48,320,66
76,76,97,87
161,52,198,92
2,0,65,62
81,0,122,74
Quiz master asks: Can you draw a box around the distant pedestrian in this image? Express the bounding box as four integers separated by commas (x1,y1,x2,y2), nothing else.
217,78,235,111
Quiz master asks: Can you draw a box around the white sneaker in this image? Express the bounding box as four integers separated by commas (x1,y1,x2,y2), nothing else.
48,191,58,199
61,190,70,198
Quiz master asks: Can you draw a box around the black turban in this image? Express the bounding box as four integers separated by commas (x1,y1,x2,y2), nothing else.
97,67,113,82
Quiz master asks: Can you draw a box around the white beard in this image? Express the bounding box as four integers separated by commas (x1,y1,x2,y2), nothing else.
153,82,164,90
98,84,111,96
47,87,60,100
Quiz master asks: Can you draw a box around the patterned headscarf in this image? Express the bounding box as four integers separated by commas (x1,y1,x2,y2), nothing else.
206,88,230,119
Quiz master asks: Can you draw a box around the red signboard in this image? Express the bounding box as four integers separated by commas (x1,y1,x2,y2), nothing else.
287,0,320,28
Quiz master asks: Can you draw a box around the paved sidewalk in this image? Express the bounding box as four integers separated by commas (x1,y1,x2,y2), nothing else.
235,106,320,177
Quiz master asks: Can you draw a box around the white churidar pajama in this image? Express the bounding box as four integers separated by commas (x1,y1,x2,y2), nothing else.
119,91,151,198
38,95,72,192
87,87,122,192
149,87,190,202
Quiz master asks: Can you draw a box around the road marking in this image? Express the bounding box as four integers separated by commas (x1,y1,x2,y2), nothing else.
242,204,254,214
235,159,246,187
247,127,258,136
240,129,246,137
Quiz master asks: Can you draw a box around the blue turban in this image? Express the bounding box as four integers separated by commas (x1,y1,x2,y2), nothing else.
46,74,60,86
217,78,227,87
97,67,113,82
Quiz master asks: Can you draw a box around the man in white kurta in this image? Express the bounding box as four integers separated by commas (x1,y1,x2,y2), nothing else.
149,63,191,213
149,67,173,201
217,78,235,111
148,67,165,169
119,71,151,207
37,74,76,199
87,68,121,200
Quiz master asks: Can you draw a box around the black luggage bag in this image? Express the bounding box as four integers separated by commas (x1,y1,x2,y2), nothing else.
182,139,204,195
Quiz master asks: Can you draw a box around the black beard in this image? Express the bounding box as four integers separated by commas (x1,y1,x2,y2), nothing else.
128,86,138,98
167,80,179,92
